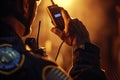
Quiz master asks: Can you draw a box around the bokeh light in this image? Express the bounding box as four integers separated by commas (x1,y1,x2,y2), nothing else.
53,0,73,7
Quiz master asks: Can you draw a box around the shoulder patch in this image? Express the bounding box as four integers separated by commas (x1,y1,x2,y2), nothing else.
42,65,72,80
0,44,25,75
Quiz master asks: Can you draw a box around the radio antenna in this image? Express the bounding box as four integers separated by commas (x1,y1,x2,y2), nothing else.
36,21,41,49
51,0,55,5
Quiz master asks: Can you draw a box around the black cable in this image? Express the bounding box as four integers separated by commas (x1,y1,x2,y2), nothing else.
51,0,55,5
55,41,64,61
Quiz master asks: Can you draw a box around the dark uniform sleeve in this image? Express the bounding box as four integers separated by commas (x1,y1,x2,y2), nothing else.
69,43,106,80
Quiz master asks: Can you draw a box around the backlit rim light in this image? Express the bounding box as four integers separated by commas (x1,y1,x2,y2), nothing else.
36,0,41,6
53,0,73,7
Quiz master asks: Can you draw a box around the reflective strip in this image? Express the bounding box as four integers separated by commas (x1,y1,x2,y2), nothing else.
42,65,72,80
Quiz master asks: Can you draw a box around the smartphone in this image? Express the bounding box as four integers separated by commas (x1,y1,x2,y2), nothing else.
47,4,65,31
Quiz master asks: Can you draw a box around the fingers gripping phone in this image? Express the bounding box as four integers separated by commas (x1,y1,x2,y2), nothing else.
47,0,65,31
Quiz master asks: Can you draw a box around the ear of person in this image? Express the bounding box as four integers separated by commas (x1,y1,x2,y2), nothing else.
23,0,29,18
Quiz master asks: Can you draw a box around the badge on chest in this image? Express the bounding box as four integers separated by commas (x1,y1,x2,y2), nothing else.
0,44,25,75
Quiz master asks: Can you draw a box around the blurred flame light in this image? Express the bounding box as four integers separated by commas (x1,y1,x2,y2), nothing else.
45,40,52,54
53,0,73,7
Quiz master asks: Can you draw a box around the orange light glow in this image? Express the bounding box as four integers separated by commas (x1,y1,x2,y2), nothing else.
53,0,73,7
36,0,41,6
45,40,52,54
